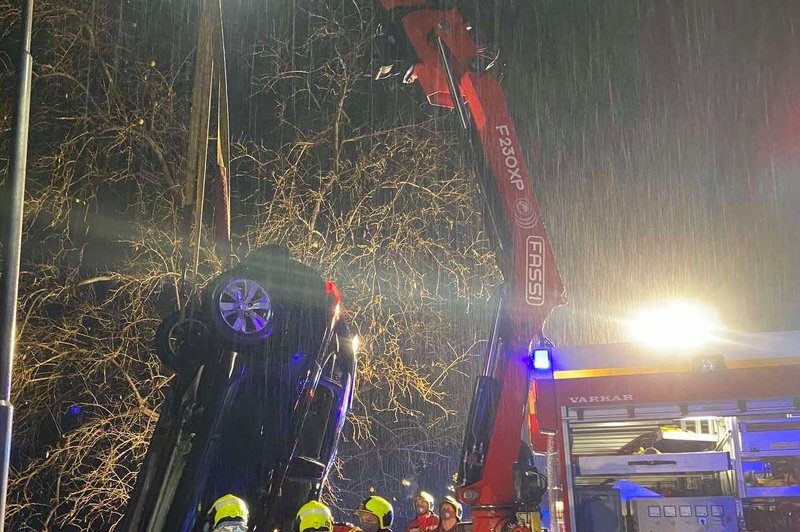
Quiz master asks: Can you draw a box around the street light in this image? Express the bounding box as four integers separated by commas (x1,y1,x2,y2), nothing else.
624,300,724,350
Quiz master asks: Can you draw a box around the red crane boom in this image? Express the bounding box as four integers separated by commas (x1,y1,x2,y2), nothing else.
376,2,566,531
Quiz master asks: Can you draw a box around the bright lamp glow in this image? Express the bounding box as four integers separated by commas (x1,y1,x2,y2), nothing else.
625,301,723,350
532,348,552,371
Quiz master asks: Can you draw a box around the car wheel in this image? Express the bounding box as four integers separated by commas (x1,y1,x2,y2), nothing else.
154,311,208,371
208,274,274,345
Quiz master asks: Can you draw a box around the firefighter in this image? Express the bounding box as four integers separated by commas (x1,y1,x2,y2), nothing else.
207,493,249,531
407,491,438,532
437,496,462,532
355,495,394,532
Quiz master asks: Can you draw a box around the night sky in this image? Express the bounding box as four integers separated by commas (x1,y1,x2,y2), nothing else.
492,0,800,344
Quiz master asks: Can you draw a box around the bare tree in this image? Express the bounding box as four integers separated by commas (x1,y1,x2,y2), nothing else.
0,0,496,528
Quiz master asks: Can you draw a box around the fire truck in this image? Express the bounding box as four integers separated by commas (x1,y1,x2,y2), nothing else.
538,330,800,531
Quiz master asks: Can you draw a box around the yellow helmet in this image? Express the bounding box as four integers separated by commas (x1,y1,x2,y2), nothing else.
357,495,393,529
208,494,249,528
296,500,334,532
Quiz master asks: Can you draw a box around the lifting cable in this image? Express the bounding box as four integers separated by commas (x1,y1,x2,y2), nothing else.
209,0,232,264
183,0,232,287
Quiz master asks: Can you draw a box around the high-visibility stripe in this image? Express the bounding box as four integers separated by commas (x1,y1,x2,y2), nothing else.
553,356,800,380
211,494,248,526
299,507,332,520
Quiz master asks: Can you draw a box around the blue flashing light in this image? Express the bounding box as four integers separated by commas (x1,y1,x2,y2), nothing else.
292,353,303,362
68,405,82,416
532,348,552,371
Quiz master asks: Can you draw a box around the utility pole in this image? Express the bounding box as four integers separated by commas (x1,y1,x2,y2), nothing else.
0,1,35,529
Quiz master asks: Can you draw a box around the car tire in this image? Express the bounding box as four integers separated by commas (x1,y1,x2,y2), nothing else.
207,271,274,346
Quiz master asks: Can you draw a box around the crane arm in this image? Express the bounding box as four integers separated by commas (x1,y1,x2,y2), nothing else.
375,2,566,531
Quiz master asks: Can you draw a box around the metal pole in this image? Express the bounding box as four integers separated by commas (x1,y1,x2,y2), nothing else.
0,1,34,529
435,34,470,131
482,294,504,377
